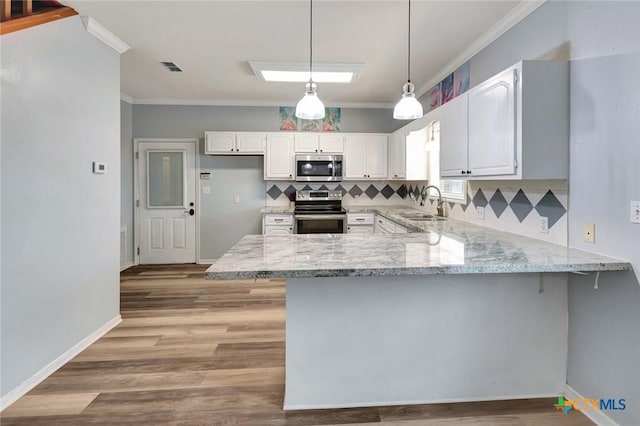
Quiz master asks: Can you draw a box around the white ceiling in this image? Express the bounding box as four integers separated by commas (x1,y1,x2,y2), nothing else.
65,0,526,107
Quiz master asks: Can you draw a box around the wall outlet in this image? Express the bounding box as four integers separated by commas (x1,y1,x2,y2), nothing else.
631,201,640,224
202,186,211,194
539,217,549,234
583,223,595,243
233,195,240,204
476,206,485,220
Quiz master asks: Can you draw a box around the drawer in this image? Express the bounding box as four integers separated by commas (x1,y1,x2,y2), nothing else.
264,214,293,226
347,213,374,225
264,225,293,235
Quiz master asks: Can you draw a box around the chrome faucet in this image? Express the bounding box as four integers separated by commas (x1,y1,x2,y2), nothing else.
422,185,445,217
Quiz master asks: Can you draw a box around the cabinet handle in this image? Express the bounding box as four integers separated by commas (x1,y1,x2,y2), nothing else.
274,218,283,223
467,170,472,174
315,149,318,152
364,174,367,177
320,149,323,152
355,218,365,221
289,174,293,178
462,170,466,175
289,227,293,231
230,148,234,151
347,226,351,230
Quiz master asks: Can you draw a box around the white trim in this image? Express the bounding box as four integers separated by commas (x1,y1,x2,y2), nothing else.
130,98,394,109
120,261,135,272
198,259,216,265
415,0,546,99
563,384,620,426
133,138,200,265
0,315,122,412
80,16,130,54
120,92,134,104
284,392,560,411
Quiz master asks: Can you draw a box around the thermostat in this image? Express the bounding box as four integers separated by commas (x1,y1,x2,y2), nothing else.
93,162,107,174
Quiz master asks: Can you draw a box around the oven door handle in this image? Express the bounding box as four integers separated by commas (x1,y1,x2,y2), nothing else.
295,214,347,220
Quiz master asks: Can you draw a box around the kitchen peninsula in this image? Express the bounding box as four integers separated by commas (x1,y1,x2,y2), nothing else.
205,211,629,410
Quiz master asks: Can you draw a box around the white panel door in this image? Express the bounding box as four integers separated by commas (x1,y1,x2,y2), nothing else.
138,141,196,264
319,134,344,153
236,132,265,154
265,133,294,179
366,134,388,179
439,93,470,177
205,132,236,153
294,133,319,153
344,134,367,179
468,67,517,177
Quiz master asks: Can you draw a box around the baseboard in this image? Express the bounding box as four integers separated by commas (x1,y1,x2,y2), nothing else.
284,392,560,411
198,259,216,265
564,384,619,426
120,261,135,272
0,315,122,412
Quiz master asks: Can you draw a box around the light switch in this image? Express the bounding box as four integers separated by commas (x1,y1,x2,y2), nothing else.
233,195,240,204
631,201,640,224
202,186,211,194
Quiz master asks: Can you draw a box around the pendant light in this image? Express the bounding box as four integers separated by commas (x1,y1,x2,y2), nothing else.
295,0,325,120
393,0,423,120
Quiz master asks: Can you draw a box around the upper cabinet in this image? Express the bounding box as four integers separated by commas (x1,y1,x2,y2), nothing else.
294,133,344,153
205,132,265,155
437,60,568,180
388,129,406,180
344,134,388,180
264,133,295,180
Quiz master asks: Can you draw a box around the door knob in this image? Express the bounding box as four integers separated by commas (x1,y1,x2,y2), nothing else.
185,209,195,216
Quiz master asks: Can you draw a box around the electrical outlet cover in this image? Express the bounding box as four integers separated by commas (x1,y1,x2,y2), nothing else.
584,223,595,243
631,201,640,224
539,217,548,234
476,206,485,220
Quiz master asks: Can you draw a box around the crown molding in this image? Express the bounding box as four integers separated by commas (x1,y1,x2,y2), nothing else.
120,92,134,104
80,16,130,54
130,98,393,109
415,0,546,99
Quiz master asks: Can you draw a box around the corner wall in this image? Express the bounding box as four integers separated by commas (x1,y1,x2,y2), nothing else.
121,100,134,268
1,17,121,400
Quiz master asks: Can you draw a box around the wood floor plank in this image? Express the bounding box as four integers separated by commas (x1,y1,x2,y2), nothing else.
0,264,594,425
1,393,99,417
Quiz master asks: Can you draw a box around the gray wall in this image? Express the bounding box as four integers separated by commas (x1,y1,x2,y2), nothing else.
131,104,396,260
1,16,121,398
459,2,640,424
121,100,134,266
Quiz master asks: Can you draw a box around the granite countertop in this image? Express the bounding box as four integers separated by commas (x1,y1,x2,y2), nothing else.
206,207,630,279
261,206,294,214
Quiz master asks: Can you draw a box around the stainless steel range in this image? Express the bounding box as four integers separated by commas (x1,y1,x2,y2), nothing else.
294,190,346,234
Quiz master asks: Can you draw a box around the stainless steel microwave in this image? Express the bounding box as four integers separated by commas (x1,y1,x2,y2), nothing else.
295,155,343,182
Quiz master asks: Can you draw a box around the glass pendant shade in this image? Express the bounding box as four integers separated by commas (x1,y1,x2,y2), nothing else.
393,82,423,119
296,81,325,120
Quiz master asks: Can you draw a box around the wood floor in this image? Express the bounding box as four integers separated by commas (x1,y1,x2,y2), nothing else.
2,264,593,425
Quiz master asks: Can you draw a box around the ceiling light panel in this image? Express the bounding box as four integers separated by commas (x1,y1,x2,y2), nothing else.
250,62,364,84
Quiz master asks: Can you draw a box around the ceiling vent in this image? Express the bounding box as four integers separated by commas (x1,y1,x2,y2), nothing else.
160,61,183,72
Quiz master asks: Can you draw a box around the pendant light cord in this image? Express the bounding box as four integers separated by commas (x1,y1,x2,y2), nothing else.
407,0,411,83
309,0,313,82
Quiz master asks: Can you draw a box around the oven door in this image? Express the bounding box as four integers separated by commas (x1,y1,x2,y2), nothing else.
295,214,347,234
295,156,341,182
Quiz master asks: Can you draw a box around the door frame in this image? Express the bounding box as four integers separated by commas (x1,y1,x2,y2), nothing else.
133,138,201,265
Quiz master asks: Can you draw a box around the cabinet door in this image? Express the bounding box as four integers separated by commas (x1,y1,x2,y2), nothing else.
344,134,368,179
366,134,388,179
347,226,373,235
294,133,319,153
205,132,236,153
439,94,469,177
265,134,294,179
388,130,406,179
468,67,516,176
319,134,344,153
236,132,265,154
264,226,293,235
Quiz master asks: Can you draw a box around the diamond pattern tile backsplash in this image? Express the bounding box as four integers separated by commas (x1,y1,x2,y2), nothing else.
266,181,412,204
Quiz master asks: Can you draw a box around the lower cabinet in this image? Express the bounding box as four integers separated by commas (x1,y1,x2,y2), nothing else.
347,213,375,234
375,215,408,234
262,214,294,234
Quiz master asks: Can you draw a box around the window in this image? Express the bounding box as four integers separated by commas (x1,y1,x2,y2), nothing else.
425,120,466,202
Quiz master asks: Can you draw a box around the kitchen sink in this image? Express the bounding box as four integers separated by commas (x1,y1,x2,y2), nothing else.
398,213,447,221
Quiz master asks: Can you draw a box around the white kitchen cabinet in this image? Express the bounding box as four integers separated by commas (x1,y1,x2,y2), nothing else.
264,133,295,180
344,134,388,180
388,129,406,180
262,214,294,234
204,132,265,154
439,94,470,177
347,213,375,234
466,60,569,180
375,215,396,234
295,133,344,153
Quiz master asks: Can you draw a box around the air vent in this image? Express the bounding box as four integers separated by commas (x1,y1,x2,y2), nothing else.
160,61,183,72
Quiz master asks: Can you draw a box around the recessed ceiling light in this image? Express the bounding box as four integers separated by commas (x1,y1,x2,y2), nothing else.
249,61,363,84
